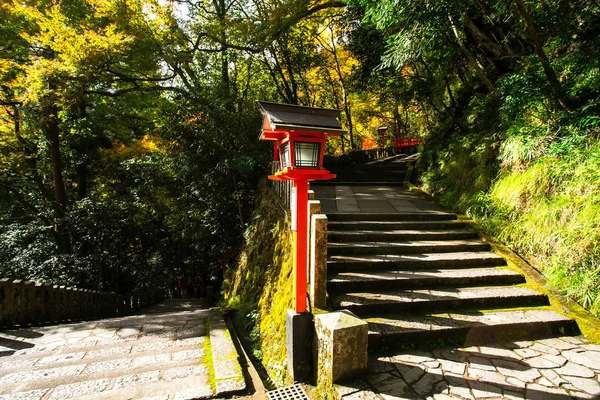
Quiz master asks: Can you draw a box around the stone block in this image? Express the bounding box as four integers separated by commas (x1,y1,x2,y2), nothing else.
310,214,328,309
315,310,368,385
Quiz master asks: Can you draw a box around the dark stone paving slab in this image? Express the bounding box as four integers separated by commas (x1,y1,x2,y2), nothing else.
0,299,245,399
336,336,600,399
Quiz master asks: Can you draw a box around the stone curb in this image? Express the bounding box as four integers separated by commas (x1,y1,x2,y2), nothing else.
208,311,246,396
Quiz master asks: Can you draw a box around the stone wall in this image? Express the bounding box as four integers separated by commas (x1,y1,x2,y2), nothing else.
0,278,164,328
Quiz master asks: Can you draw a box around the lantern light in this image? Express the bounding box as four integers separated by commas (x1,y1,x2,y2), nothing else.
294,141,321,167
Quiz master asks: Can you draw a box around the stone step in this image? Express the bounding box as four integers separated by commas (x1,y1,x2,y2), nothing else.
328,220,467,231
332,174,406,180
328,240,490,256
328,252,507,272
330,178,406,184
330,286,549,316
312,181,406,186
0,306,244,399
329,229,478,242
336,167,408,173
333,175,406,180
327,267,524,292
327,213,457,222
335,168,407,173
367,309,581,351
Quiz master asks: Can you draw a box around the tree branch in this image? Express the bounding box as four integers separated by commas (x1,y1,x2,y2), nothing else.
85,86,182,97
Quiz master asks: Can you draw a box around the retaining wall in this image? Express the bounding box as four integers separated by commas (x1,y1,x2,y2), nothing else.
0,278,164,328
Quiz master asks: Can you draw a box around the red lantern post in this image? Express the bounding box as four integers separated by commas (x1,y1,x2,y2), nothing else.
257,101,343,313
257,101,345,381
378,125,388,149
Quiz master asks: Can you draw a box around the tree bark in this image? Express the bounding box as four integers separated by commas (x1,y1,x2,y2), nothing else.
514,0,574,111
448,14,499,96
462,13,517,73
76,97,88,200
46,102,71,252
46,104,67,209
329,27,355,149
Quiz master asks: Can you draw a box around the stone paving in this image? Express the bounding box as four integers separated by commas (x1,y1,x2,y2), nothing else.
336,336,600,400
0,299,246,400
313,185,446,215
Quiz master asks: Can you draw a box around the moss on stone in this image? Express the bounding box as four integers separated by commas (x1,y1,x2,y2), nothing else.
223,180,294,387
203,318,217,391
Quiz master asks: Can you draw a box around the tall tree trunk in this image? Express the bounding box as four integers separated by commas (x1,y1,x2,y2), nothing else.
47,104,67,209
214,0,231,108
325,70,346,153
448,14,499,96
46,102,71,252
279,41,300,104
329,29,355,149
230,168,244,227
462,13,517,73
76,97,88,200
444,76,457,108
514,0,574,111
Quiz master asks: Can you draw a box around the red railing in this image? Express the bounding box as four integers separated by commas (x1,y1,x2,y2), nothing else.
394,137,422,149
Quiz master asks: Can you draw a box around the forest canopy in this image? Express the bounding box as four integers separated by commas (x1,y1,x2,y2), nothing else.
1,0,599,315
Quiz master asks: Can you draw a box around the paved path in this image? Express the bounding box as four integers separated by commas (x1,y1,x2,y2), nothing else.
0,299,245,400
337,336,600,399
313,185,445,215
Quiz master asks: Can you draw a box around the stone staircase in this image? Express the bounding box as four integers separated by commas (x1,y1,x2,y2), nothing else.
321,158,580,354
317,160,407,186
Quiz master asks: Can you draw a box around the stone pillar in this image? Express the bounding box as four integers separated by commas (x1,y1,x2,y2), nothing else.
0,279,14,326
12,280,23,325
57,285,66,321
310,214,328,309
47,285,57,322
314,310,368,386
33,283,44,322
307,200,321,286
23,281,34,324
308,189,315,201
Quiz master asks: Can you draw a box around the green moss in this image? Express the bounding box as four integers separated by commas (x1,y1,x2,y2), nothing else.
203,318,216,391
223,180,294,387
416,130,600,324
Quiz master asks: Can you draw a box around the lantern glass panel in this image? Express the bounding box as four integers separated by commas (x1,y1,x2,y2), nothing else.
280,142,291,168
294,141,321,168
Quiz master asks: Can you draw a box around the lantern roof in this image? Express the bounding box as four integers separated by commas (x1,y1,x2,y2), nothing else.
257,101,346,140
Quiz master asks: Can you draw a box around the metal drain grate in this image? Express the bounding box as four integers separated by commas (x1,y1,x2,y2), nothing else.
266,384,310,400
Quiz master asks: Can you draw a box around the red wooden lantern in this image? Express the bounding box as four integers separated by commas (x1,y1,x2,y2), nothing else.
257,101,344,182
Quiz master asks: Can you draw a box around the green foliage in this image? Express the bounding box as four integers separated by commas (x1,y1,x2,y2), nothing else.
351,0,600,318
422,108,600,317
